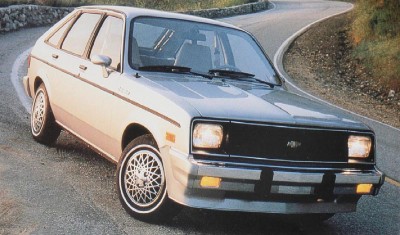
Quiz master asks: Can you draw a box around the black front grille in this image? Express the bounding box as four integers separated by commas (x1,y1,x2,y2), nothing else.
192,120,375,165
227,123,349,163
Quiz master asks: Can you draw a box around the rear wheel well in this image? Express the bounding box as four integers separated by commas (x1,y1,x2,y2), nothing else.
121,124,152,151
34,77,43,92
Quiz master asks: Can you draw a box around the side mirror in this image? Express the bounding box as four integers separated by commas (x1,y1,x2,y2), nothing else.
91,54,112,78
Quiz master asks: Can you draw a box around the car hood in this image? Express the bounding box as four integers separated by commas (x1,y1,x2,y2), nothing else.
140,73,369,130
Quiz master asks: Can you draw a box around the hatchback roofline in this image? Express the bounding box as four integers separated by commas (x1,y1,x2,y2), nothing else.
78,5,243,31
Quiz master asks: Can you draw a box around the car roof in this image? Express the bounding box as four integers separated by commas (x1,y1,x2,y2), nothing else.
78,5,242,31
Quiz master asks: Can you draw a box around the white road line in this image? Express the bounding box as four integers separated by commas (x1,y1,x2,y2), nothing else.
270,1,276,10
271,1,400,132
11,47,32,114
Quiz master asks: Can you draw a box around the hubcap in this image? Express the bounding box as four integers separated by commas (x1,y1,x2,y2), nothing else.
124,150,165,207
32,91,46,134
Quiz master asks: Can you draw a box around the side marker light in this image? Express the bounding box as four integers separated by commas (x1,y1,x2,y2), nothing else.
166,132,175,143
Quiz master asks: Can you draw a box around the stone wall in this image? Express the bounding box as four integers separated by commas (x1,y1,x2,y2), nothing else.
0,1,271,33
0,5,72,32
185,1,271,19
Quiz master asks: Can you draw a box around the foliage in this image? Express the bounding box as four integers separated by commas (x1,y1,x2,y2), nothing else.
351,0,400,90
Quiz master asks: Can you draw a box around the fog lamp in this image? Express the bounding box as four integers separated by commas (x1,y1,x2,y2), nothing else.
348,135,372,158
200,176,221,188
356,184,373,194
193,123,223,149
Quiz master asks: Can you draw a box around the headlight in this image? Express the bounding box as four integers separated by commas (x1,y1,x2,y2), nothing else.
193,123,223,149
348,135,372,158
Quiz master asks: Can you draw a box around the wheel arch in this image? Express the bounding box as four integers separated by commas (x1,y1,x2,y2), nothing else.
121,123,155,152
32,68,53,94
33,76,44,93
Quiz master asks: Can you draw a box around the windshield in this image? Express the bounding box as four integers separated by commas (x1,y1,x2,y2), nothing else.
129,17,281,85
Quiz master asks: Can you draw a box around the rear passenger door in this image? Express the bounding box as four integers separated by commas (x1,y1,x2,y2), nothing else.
48,12,105,144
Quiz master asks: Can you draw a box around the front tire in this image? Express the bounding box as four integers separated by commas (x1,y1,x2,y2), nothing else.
31,83,61,145
117,134,180,222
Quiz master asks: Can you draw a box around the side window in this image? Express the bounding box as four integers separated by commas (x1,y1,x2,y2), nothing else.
48,16,75,47
62,13,101,56
90,16,123,71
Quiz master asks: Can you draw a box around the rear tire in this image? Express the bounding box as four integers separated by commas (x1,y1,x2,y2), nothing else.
117,134,180,223
31,83,61,146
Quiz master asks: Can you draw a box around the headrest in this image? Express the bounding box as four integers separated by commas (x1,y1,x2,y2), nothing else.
185,28,207,42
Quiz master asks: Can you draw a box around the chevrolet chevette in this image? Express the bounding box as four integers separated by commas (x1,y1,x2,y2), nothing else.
23,6,384,222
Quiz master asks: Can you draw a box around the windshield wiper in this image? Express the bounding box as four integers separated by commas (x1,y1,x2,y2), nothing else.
138,65,212,79
139,65,191,73
209,69,255,78
208,69,276,88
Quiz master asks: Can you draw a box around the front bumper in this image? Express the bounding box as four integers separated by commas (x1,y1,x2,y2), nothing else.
161,147,384,214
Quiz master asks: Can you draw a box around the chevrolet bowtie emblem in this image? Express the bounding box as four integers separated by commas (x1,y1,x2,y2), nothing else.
287,141,302,149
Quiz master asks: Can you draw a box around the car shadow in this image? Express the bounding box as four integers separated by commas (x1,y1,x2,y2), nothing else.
166,207,336,234
53,131,112,163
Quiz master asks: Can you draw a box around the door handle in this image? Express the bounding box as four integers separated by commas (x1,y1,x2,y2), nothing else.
79,65,87,71
52,54,59,59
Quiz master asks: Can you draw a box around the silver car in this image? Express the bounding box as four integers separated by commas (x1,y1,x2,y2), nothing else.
23,6,384,222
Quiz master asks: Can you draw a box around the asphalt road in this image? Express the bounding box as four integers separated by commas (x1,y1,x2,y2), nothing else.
0,0,399,234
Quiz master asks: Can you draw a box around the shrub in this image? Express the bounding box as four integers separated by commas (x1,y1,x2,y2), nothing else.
351,0,400,91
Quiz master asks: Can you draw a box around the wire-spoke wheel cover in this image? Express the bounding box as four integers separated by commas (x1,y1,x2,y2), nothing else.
123,148,165,208
32,90,46,135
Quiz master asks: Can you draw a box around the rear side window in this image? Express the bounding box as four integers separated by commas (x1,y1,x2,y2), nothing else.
90,16,124,71
48,16,75,47
62,13,101,56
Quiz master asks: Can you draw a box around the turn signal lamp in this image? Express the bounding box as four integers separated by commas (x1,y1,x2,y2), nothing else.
356,184,373,194
200,176,221,188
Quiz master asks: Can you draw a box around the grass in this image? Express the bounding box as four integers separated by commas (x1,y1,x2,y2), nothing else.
0,0,256,11
351,0,400,91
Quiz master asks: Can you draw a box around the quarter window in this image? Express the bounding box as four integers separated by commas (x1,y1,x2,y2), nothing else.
48,16,75,47
62,13,101,56
90,16,124,71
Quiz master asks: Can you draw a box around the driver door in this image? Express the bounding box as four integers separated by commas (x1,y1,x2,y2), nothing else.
78,14,125,157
